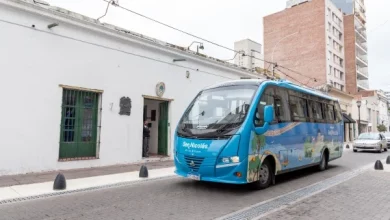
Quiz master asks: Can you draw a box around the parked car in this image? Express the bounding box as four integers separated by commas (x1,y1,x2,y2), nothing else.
383,132,390,146
353,132,388,153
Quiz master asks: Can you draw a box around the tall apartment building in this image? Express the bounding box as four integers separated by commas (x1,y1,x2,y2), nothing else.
234,39,264,72
265,0,346,91
265,0,357,142
330,0,369,93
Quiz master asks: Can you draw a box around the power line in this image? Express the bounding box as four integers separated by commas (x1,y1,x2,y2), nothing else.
101,0,320,82
100,0,276,65
277,65,317,81
275,67,312,88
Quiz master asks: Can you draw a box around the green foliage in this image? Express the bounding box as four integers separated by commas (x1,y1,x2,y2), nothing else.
378,124,387,132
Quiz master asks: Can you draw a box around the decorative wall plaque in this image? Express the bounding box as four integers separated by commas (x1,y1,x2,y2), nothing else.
119,97,131,116
156,82,165,97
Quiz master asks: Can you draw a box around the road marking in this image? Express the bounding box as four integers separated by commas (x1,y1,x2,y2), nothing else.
216,160,385,220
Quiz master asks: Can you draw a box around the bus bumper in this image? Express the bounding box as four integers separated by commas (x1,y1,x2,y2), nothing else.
174,155,248,184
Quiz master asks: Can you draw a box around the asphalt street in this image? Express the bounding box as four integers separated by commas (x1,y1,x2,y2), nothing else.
0,149,388,220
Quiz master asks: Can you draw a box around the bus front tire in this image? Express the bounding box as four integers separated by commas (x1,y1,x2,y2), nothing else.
252,159,274,190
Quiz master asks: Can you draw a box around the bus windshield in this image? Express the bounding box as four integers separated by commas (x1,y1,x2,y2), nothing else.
177,85,258,139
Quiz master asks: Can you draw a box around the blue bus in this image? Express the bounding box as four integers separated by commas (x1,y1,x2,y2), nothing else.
174,79,344,189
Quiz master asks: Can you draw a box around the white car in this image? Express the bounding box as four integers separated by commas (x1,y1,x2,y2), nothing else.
383,132,390,147
353,132,388,153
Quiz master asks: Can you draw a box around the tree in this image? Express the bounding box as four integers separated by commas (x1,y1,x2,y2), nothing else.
377,124,387,132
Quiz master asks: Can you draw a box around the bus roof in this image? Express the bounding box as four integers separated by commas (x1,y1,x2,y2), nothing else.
202,79,338,102
203,79,266,90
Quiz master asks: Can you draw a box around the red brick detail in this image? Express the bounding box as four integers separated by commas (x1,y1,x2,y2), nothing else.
343,15,358,94
264,0,326,88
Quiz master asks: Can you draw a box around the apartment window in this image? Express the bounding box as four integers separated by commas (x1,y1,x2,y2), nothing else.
328,22,331,32
340,72,344,80
329,65,332,75
333,40,342,52
60,88,101,159
328,8,331,16
333,54,343,67
340,85,344,91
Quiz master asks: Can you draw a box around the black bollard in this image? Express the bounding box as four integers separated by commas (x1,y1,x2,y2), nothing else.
53,173,67,190
386,156,390,165
375,160,384,170
346,144,350,149
139,165,148,178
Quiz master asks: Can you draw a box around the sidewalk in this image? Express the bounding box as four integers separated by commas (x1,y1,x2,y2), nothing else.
0,159,173,187
262,165,390,220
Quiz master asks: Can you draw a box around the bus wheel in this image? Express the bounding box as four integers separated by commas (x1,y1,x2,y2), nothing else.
318,150,328,171
253,159,273,190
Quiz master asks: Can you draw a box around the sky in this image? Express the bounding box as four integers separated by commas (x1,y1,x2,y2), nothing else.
46,0,390,91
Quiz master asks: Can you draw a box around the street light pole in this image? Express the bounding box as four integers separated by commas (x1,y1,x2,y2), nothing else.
357,100,362,135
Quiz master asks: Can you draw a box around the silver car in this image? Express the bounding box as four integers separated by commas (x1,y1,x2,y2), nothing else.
383,132,390,147
353,132,388,153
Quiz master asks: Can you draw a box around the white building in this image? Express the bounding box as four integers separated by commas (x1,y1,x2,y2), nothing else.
352,90,389,134
0,0,261,176
234,39,264,72
325,0,346,92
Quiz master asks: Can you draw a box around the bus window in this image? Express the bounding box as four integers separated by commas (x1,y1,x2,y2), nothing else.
309,101,324,121
255,87,275,126
334,101,343,122
289,95,308,122
274,87,291,123
325,104,335,122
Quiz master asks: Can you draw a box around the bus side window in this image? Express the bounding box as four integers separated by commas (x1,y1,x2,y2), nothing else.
309,100,324,122
289,95,308,122
334,102,343,122
255,87,275,127
325,104,335,122
274,87,291,123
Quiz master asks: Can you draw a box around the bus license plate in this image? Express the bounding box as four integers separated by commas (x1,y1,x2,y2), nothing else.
187,174,200,181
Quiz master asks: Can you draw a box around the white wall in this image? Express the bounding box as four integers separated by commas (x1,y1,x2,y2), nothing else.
325,0,346,90
0,0,259,175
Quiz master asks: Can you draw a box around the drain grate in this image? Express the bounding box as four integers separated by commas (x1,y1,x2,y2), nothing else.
0,175,177,205
217,164,373,220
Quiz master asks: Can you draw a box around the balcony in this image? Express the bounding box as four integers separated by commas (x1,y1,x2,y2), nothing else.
356,42,367,54
355,5,366,24
356,66,368,79
355,27,367,41
356,52,368,67
358,80,369,90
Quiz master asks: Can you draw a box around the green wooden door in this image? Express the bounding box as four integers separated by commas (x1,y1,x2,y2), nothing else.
59,89,99,159
158,101,169,155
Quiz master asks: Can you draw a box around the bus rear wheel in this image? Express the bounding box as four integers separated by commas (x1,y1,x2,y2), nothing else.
252,159,274,190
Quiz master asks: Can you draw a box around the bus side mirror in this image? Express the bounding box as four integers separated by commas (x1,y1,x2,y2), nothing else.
264,105,274,123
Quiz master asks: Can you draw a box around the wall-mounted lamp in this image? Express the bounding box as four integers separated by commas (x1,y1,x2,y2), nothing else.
47,23,59,29
188,41,204,53
173,58,186,62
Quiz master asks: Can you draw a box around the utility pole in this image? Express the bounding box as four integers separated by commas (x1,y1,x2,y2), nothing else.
272,63,278,77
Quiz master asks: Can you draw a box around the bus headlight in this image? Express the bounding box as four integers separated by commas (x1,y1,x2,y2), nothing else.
230,156,240,163
221,156,240,163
